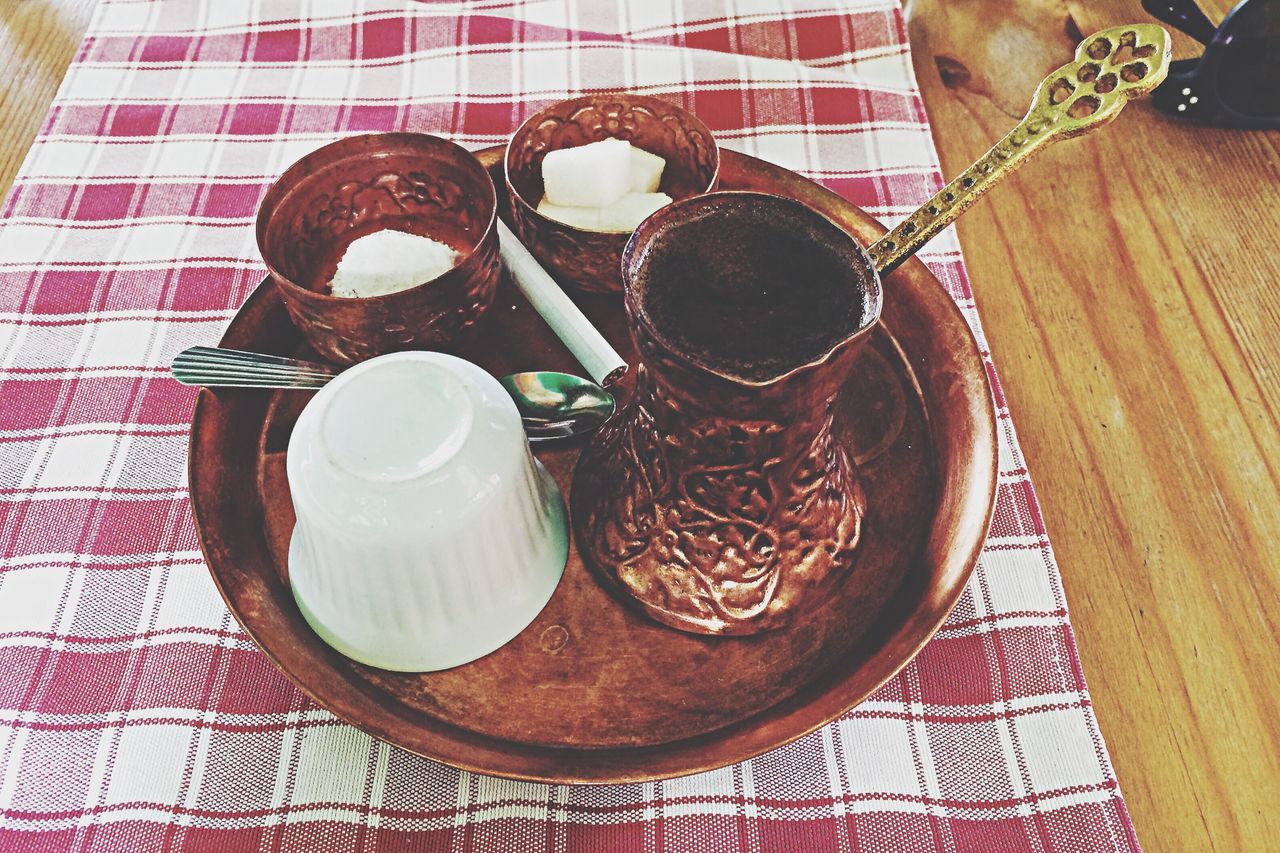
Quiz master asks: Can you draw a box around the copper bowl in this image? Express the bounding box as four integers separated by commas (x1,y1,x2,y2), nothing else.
504,94,719,295
256,133,499,366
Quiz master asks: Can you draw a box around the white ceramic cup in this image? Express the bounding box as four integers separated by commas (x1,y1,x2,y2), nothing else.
286,351,569,672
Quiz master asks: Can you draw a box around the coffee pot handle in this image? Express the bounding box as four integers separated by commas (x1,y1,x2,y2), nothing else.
867,23,1171,277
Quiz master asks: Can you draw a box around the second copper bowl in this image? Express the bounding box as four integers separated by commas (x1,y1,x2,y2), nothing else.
505,94,719,295
256,133,499,366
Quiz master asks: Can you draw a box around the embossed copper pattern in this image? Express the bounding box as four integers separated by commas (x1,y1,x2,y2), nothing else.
256,132,500,365
504,94,719,295
572,193,882,635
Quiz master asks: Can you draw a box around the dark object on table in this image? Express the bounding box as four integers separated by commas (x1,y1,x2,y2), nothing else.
1144,0,1280,127
505,93,719,295
256,132,500,365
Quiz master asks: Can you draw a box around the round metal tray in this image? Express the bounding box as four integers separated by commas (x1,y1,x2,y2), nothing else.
189,146,996,783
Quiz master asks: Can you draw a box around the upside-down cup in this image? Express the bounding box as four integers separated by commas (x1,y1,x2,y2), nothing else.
504,93,719,295
257,133,500,366
286,351,570,672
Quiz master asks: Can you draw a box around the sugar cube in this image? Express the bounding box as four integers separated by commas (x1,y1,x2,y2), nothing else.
598,192,673,232
537,198,601,229
541,138,632,208
327,229,459,298
629,146,666,193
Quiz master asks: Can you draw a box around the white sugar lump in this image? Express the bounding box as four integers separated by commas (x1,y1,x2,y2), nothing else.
327,229,460,298
629,145,666,193
598,192,673,231
536,198,601,230
541,138,632,207
537,192,672,231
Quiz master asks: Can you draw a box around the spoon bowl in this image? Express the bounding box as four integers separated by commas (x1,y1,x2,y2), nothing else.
500,372,616,441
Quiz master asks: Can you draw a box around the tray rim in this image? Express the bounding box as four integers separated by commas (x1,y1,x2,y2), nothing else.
189,145,998,784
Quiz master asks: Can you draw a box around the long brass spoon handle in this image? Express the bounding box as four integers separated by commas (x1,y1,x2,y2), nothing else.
867,24,1171,276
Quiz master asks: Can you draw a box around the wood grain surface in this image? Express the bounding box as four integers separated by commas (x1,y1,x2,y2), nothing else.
905,0,1280,848
0,0,96,202
2,0,1276,848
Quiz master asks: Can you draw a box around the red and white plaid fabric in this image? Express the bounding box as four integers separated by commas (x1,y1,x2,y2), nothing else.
0,1,1138,850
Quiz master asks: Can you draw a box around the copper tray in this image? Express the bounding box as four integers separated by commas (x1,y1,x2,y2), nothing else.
189,146,997,784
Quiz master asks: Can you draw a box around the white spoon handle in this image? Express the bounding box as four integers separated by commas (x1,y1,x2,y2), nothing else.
497,219,628,386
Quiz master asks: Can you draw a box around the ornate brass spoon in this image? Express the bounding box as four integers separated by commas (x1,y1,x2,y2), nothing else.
868,24,1171,275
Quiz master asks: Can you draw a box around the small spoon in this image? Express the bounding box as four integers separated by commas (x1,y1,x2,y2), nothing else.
170,346,615,442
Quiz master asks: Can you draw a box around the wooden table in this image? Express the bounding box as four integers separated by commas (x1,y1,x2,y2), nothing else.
3,1,1276,848
905,0,1280,848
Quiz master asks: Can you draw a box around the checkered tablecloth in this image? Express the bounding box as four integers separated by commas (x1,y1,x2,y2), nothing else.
0,1,1138,850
